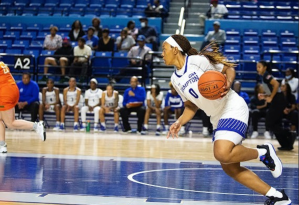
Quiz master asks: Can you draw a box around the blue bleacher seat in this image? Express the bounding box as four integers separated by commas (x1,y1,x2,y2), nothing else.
242,1,258,10
44,0,60,7
225,1,241,9
22,6,38,16
0,31,3,39
85,8,101,17
26,23,41,32
225,36,241,45
105,0,120,8
243,36,259,45
92,52,112,75
281,37,297,47
283,56,297,61
0,6,8,16
15,0,30,6
121,0,135,8
100,8,116,17
136,0,150,9
38,7,54,16
53,7,69,16
0,40,13,48
20,31,37,41
29,0,45,6
262,54,281,62
293,2,298,10
37,31,49,40
0,49,5,53
10,23,26,32
0,0,13,6
89,0,104,7
60,24,72,32
262,37,278,47
241,11,259,20
4,31,21,40
24,49,40,57
227,11,241,19
262,29,277,37
116,8,132,17
41,50,55,55
109,25,123,34
243,46,259,54
262,46,279,52
276,2,292,11
132,8,145,18
276,11,293,21
227,54,241,62
243,54,260,61
0,23,9,31
59,0,73,7
282,47,298,52
5,49,23,54
259,11,276,20
112,52,129,68
224,45,241,54
13,40,30,47
28,43,43,52
74,0,90,7
68,8,85,17
259,1,275,10
243,29,259,36
225,28,240,36
71,42,78,47
280,30,295,37
0,44,8,51
6,7,24,16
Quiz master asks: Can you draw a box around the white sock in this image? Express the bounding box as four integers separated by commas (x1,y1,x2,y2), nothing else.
165,125,169,130
94,123,97,127
56,121,60,125
74,122,78,126
144,124,148,129
0,141,5,146
266,187,283,198
114,123,118,127
33,122,37,130
82,122,86,127
181,126,185,131
60,122,64,126
256,148,267,159
101,122,106,127
157,124,161,129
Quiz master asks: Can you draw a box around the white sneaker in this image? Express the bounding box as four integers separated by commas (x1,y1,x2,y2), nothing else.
264,131,271,139
53,124,60,131
80,126,86,132
0,143,7,153
162,130,168,135
35,122,46,141
251,131,258,139
202,127,209,137
178,129,185,136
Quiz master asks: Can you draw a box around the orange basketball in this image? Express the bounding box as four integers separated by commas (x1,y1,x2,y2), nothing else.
198,70,227,100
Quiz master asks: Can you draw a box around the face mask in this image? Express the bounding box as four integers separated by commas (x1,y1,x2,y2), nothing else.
285,75,292,80
141,22,146,28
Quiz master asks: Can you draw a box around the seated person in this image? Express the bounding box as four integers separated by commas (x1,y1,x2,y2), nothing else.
200,21,226,50
199,0,228,26
43,37,73,82
138,17,158,51
68,20,85,42
141,84,163,136
249,84,270,139
163,82,184,135
115,28,136,51
43,26,62,51
233,81,250,104
15,72,39,122
127,35,152,66
145,0,167,18
59,78,81,131
69,38,92,82
99,84,120,132
281,82,298,145
119,76,146,133
98,28,115,52
82,27,99,50
282,68,298,101
39,78,60,130
126,20,138,40
80,78,102,132
92,17,103,39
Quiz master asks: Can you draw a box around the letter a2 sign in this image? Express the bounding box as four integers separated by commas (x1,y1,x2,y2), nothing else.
14,56,31,70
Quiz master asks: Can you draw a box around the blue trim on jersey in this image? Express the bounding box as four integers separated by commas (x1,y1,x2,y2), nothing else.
174,56,189,78
212,118,248,141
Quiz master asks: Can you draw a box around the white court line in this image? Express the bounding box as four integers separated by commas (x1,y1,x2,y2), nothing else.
128,168,299,196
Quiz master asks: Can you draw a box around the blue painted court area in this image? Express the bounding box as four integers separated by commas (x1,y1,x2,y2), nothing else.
0,156,298,204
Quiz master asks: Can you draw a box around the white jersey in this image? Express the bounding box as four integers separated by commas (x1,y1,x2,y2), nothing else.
104,90,118,107
66,87,79,106
84,88,102,107
171,55,232,117
45,90,56,104
146,91,163,107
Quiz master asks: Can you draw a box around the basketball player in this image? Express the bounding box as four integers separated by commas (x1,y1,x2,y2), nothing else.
39,78,60,131
80,78,102,132
0,61,45,153
99,84,119,132
162,35,291,205
59,78,81,131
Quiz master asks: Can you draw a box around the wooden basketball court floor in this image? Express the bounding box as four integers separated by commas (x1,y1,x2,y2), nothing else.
0,130,298,205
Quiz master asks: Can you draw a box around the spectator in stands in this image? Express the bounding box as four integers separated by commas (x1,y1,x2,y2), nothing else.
43,37,73,82
127,35,152,66
115,28,136,51
141,84,163,136
233,81,250,104
39,78,60,131
250,84,270,139
43,26,62,51
282,68,298,100
200,21,226,50
126,20,138,40
15,73,39,122
162,82,184,135
99,84,120,132
199,0,228,26
138,17,159,51
98,28,115,52
119,76,146,133
281,82,298,147
59,77,81,131
80,78,102,132
92,17,103,39
69,38,92,82
68,20,85,42
82,27,99,50
145,0,166,18
257,61,296,149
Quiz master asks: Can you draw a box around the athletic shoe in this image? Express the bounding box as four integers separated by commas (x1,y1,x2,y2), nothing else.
202,127,209,137
251,131,258,139
264,131,271,139
94,124,99,132
59,124,65,131
162,130,168,135
122,130,132,134
0,144,7,153
155,128,161,136
53,123,60,131
178,129,185,136
264,190,292,205
114,126,119,133
80,125,86,132
35,122,46,141
141,129,148,135
100,125,106,132
73,124,79,132
257,143,282,178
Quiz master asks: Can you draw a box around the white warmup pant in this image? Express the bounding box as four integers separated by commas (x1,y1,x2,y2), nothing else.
81,106,101,123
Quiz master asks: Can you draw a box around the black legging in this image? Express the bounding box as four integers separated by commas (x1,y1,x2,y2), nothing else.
266,93,294,148
15,101,39,122
284,110,298,130
251,109,269,132
119,106,146,132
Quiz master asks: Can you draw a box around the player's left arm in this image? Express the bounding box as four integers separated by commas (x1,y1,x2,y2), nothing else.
221,65,235,97
75,89,81,106
53,88,60,105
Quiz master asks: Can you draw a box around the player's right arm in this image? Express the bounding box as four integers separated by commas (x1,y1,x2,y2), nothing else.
101,92,106,109
63,88,68,106
54,88,60,105
42,88,47,105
